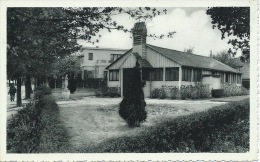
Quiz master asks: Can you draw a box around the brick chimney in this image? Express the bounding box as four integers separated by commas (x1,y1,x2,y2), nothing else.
132,22,147,59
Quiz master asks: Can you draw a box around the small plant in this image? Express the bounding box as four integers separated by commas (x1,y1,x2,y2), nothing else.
119,63,147,127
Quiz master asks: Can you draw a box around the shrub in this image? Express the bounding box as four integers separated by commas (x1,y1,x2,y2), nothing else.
68,79,77,94
221,83,249,97
7,95,71,153
95,85,121,97
34,84,52,99
211,89,224,98
119,65,147,127
151,83,210,100
87,99,249,153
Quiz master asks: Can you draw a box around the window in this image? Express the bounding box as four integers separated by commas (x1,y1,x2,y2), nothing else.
193,69,202,82
166,67,179,81
109,70,119,81
104,71,108,80
225,73,229,83
151,68,163,81
142,68,150,81
182,67,192,81
237,74,242,84
88,53,93,60
110,54,122,61
220,72,225,83
231,73,236,83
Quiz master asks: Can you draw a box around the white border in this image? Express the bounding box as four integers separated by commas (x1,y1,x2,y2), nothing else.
0,0,258,161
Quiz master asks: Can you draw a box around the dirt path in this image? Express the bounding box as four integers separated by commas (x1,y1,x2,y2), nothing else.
58,97,229,150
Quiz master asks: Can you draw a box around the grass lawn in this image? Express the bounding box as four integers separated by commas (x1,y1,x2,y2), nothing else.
58,100,225,150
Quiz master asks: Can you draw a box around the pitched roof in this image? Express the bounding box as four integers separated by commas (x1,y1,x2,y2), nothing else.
146,44,240,73
132,53,152,68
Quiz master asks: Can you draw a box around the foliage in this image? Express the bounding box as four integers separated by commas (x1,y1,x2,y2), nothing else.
7,95,71,153
221,83,249,97
86,99,249,153
51,55,83,78
95,84,121,98
119,64,147,127
34,84,52,99
150,88,167,99
211,50,237,68
206,7,250,60
68,79,77,94
211,89,224,98
183,46,195,54
151,83,211,100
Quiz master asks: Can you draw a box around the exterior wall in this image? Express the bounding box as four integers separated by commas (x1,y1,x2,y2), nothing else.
202,70,212,75
108,50,132,69
81,48,128,78
107,81,120,87
121,54,137,68
202,76,221,90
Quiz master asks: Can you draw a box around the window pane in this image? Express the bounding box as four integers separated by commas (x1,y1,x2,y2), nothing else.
151,68,163,81
89,53,93,60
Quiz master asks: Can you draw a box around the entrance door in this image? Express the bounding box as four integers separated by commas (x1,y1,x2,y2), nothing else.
123,68,137,96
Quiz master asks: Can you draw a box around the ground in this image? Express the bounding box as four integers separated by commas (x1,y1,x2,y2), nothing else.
6,86,249,150
57,95,249,150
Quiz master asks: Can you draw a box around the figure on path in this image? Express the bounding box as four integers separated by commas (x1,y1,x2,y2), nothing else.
64,75,68,90
8,83,16,102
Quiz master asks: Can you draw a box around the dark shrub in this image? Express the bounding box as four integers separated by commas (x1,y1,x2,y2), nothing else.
212,89,224,98
7,95,70,153
34,84,52,99
119,63,147,127
68,79,77,94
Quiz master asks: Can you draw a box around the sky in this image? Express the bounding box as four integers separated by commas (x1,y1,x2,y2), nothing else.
78,7,242,57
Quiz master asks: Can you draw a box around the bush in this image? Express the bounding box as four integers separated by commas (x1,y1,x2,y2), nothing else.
119,65,147,127
95,85,121,97
87,99,249,153
211,89,224,98
150,83,211,100
7,95,71,153
34,84,52,99
68,79,77,94
221,83,249,97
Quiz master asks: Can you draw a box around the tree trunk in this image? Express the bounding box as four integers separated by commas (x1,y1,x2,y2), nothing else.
25,75,32,99
16,77,22,107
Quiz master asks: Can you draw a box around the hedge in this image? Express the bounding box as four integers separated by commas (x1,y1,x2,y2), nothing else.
84,99,249,153
7,86,71,153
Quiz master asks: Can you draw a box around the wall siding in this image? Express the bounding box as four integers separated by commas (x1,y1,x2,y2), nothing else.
146,47,181,68
108,51,132,69
121,54,137,68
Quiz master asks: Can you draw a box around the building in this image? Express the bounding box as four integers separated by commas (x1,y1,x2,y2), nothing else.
81,47,128,79
106,22,242,97
234,57,250,89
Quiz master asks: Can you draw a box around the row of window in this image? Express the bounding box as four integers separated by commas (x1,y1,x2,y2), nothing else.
109,68,242,83
109,68,201,81
88,53,122,61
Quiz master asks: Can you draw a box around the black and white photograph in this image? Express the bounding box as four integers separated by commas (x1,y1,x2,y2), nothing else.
0,0,258,161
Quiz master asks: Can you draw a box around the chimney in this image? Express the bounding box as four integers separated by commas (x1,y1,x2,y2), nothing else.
132,22,147,59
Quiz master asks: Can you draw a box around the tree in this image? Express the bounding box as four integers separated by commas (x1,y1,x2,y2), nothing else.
51,54,83,93
119,62,147,127
8,7,175,106
206,7,250,61
211,49,237,69
184,46,195,54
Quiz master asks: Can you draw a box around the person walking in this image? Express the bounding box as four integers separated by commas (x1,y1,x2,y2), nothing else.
8,83,16,102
